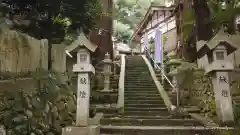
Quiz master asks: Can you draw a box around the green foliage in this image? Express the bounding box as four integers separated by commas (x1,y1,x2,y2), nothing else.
0,0,102,42
166,55,216,115
113,0,152,41
233,102,240,121
0,72,76,135
208,0,240,33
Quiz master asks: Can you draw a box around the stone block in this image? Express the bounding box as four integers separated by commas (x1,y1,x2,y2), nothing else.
62,125,100,135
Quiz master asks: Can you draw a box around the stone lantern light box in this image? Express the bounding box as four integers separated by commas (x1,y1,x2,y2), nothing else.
196,28,240,124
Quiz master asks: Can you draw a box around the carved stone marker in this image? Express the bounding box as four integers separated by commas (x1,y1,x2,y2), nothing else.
196,28,239,124
63,30,99,135
73,48,93,126
204,42,236,124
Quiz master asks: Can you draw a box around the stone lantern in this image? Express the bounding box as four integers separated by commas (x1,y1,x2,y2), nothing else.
196,28,239,125
102,52,112,92
167,51,182,106
62,30,100,135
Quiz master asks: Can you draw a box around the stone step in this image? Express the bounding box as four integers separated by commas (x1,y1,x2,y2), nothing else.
124,86,157,89
125,87,157,89
124,107,167,111
94,107,119,114
124,88,158,91
125,73,150,76
125,68,148,70
125,76,151,78
124,94,160,98
100,118,202,126
125,98,163,102
124,104,166,108
124,110,170,116
124,93,160,97
125,70,148,73
124,91,158,94
124,81,155,83
125,100,164,104
125,96,162,100
100,126,215,135
124,79,153,82
126,64,146,66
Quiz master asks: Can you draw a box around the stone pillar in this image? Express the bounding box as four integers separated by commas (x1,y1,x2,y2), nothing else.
74,48,92,126
102,53,112,92
212,71,234,123
205,45,234,124
62,31,100,135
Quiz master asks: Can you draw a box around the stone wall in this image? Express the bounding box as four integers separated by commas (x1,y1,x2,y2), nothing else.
0,30,48,73
0,30,67,74
52,43,66,73
0,77,48,93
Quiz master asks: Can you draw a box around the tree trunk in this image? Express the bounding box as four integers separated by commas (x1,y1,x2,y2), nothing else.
193,0,213,41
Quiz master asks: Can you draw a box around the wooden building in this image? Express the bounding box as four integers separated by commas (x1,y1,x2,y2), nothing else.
131,5,177,54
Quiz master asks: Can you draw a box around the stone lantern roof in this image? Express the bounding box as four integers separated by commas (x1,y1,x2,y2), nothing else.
65,32,98,57
196,28,239,59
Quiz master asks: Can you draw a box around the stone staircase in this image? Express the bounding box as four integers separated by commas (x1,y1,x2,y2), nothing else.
100,56,215,135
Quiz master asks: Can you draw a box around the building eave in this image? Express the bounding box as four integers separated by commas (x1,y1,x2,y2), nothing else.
131,5,176,41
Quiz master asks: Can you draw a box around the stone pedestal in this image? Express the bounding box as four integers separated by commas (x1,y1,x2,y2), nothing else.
62,126,100,135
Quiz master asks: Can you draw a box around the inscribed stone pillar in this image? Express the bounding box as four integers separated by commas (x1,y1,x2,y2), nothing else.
74,48,91,126
212,72,234,123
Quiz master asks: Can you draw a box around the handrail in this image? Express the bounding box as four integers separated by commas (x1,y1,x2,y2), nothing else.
142,55,174,111
117,54,126,112
144,47,174,88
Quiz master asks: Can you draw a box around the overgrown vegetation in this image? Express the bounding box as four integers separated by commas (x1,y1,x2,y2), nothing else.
0,71,76,135
166,56,216,116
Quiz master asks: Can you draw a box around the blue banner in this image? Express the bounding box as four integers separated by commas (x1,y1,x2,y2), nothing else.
154,29,163,64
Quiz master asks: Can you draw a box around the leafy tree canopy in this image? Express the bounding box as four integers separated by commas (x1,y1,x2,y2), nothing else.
0,0,102,43
113,0,167,42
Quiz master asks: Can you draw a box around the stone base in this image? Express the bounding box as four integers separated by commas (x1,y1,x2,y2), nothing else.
98,89,116,93
62,125,100,135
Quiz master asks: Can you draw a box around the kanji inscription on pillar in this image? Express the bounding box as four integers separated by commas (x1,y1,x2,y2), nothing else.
80,77,87,84
221,89,228,97
219,76,228,84
76,73,90,126
214,72,234,122
79,91,86,98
